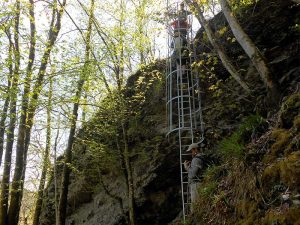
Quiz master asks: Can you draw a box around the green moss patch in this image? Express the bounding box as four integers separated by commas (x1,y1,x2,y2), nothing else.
262,206,300,225
279,93,300,129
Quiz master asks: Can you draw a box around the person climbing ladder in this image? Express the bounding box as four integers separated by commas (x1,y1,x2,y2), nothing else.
170,2,192,37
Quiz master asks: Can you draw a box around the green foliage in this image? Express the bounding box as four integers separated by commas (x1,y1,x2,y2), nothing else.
198,181,218,198
216,26,228,37
194,166,226,211
218,114,265,159
204,165,226,181
193,52,219,79
229,0,257,12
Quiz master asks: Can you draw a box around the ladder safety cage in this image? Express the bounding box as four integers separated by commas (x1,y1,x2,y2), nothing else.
165,0,205,222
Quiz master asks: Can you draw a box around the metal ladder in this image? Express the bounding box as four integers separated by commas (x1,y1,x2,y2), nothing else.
165,2,204,221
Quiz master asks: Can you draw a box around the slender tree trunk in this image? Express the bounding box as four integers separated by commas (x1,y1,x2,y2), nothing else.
136,0,147,64
0,31,13,166
32,77,53,225
8,1,67,224
0,85,18,225
53,115,60,225
82,92,88,123
115,134,129,224
58,1,94,224
0,1,21,224
57,100,79,225
114,4,136,222
218,0,279,98
185,0,250,92
121,124,136,225
0,97,10,166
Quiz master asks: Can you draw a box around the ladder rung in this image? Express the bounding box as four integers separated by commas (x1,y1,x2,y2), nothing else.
181,108,191,110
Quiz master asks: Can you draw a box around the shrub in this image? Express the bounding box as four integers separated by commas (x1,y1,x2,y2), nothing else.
218,114,265,159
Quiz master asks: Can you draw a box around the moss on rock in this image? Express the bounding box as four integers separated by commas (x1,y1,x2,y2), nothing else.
278,93,300,129
262,206,300,225
279,151,300,190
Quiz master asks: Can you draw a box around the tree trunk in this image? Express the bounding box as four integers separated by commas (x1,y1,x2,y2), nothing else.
32,77,53,225
0,96,10,167
121,123,136,225
8,1,66,224
185,0,250,92
0,1,21,224
218,0,279,98
53,115,61,225
0,85,18,225
0,31,13,167
58,1,94,224
57,102,78,225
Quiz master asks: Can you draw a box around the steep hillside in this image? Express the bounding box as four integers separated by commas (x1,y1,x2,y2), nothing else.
40,0,300,224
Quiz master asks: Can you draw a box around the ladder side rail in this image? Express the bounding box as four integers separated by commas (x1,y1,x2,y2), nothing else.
177,30,188,220
168,73,171,132
169,33,173,132
178,40,185,129
178,131,186,221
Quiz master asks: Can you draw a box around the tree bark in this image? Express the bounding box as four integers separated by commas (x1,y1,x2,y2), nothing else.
185,0,250,92
218,0,279,98
0,1,21,224
0,77,19,225
0,96,10,167
53,115,61,225
121,124,136,225
58,1,94,224
8,1,66,224
0,30,13,167
32,77,53,225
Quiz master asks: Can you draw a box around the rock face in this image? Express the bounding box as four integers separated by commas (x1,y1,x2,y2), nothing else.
40,0,300,224
40,62,183,225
